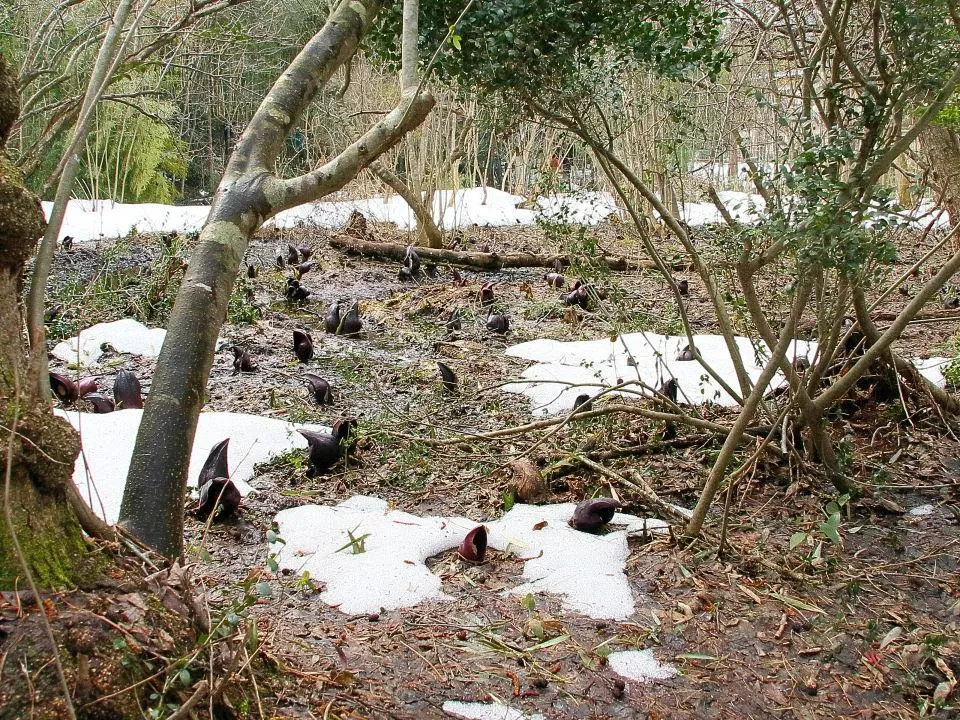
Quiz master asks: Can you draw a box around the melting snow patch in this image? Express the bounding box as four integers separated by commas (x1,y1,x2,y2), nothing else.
273,498,674,618
51,319,166,367
488,503,668,620
442,700,543,720
908,504,936,517
504,332,816,415
58,409,326,524
272,496,476,614
43,188,617,244
43,189,946,245
505,333,948,416
608,649,678,683
913,357,951,388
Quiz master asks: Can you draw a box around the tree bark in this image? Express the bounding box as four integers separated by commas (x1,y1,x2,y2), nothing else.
0,54,90,588
121,0,435,556
920,124,960,235
369,159,446,248
367,0,446,248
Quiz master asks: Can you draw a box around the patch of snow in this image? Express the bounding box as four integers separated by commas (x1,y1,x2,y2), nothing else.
58,409,326,524
431,187,535,230
488,502,668,620
505,333,947,416
271,194,413,230
504,332,817,415
442,700,543,720
51,319,166,367
908,504,936,517
607,649,678,682
272,496,476,614
913,357,951,388
43,187,948,245
42,199,209,244
273,498,674,619
44,188,620,245
679,191,768,226
535,191,619,225
275,188,617,232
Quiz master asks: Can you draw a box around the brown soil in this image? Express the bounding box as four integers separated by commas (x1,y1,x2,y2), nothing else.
6,215,960,719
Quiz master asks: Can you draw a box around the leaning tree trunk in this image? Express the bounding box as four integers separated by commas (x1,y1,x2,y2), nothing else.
121,0,434,556
920,123,960,235
0,54,89,588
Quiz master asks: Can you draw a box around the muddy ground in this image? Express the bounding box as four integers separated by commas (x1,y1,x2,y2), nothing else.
11,214,960,719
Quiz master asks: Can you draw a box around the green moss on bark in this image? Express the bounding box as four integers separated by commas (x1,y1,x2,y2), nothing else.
0,52,91,589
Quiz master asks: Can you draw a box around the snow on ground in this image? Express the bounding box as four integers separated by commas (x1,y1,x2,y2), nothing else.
58,409,327,524
913,357,952,388
607,649,678,683
504,333,950,416
42,199,209,244
272,496,673,619
43,186,945,244
442,700,544,720
273,496,476,614
262,188,616,232
42,188,618,244
487,502,670,620
679,190,768,226
503,332,817,415
51,319,166,367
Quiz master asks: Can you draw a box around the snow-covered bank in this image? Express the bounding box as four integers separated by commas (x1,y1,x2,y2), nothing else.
41,188,620,244
43,184,946,245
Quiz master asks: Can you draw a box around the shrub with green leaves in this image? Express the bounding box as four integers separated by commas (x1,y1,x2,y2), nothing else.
370,0,728,107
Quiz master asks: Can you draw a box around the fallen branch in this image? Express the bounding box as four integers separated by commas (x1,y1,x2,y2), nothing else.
329,235,681,271
579,456,692,527
409,402,782,458
543,436,708,480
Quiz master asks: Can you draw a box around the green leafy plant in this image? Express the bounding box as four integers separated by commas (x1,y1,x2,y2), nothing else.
336,525,371,555
789,493,853,566
228,278,261,325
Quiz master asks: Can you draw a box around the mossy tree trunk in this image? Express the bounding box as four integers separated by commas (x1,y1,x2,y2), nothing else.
121,0,434,556
0,53,90,589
